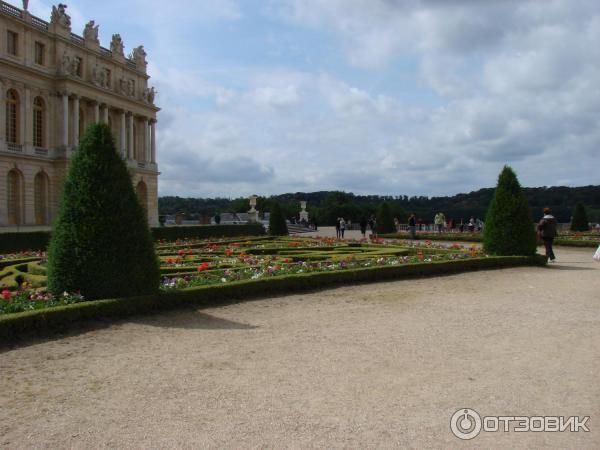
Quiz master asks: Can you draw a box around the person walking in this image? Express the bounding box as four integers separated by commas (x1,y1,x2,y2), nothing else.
408,213,417,240
368,215,377,239
434,212,446,233
468,217,475,232
359,217,367,238
335,217,341,239
340,217,346,239
537,207,558,261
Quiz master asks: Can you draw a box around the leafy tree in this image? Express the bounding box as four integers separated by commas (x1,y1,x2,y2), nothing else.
570,202,590,231
47,123,159,300
483,166,537,256
377,202,397,234
268,202,288,236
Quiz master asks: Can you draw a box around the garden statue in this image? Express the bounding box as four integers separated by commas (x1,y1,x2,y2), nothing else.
248,196,259,223
299,201,309,223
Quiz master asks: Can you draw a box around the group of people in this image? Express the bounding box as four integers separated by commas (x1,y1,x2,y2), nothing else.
334,217,347,238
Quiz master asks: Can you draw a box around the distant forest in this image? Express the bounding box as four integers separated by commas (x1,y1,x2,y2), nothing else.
158,185,600,225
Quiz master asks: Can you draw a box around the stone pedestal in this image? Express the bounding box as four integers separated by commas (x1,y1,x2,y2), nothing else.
247,195,259,223
299,201,309,223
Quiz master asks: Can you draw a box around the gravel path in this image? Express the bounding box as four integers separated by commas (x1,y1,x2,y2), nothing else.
1,246,599,449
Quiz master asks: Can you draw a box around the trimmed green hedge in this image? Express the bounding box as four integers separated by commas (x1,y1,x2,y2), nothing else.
0,254,546,344
151,223,265,241
0,224,266,253
0,232,51,254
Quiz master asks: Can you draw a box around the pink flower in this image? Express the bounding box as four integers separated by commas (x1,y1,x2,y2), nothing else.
1,289,11,300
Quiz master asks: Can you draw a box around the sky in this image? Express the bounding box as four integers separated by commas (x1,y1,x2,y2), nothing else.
24,0,600,198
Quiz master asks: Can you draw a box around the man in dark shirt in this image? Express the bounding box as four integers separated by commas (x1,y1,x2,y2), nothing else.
537,207,558,261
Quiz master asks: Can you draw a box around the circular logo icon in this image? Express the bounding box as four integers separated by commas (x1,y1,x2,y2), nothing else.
450,408,482,440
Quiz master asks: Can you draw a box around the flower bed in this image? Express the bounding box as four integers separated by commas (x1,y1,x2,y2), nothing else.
0,236,547,323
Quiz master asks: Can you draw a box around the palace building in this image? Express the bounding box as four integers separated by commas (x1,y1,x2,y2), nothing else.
0,1,159,228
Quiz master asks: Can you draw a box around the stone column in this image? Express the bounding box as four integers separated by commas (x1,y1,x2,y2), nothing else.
127,113,134,159
150,119,156,163
120,111,126,157
102,105,109,124
144,119,149,162
62,93,69,147
94,102,100,123
72,95,80,145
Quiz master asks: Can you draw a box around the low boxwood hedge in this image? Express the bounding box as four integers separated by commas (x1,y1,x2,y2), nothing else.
0,224,266,254
381,233,600,248
0,254,546,345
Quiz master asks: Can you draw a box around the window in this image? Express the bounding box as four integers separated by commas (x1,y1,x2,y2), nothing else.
78,108,85,142
34,172,49,225
34,41,45,65
7,169,23,225
7,31,18,56
33,97,45,147
6,89,19,144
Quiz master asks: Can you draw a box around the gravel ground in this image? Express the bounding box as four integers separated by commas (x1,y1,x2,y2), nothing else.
1,246,599,449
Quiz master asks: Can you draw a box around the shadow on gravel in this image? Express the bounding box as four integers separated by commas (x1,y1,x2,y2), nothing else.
544,264,597,271
133,311,258,330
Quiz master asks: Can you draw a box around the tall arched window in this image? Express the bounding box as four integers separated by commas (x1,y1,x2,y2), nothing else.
6,89,19,144
7,169,23,225
33,96,45,147
78,108,85,142
34,171,49,225
133,123,138,160
136,180,148,215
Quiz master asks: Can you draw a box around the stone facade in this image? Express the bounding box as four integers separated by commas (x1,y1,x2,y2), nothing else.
0,1,160,228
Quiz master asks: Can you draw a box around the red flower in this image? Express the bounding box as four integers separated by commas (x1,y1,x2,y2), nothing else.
1,289,10,300
225,248,233,257
197,262,210,272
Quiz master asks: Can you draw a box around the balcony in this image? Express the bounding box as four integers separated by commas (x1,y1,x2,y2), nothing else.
6,142,23,153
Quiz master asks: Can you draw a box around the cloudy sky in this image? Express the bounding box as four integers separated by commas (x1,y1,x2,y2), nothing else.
27,0,600,197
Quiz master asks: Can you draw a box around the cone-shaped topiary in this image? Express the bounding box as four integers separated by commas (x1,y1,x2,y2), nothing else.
47,123,159,300
268,202,288,236
483,166,537,256
377,202,396,234
570,202,590,231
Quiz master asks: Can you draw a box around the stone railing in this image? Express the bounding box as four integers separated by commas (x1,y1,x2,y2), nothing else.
0,1,22,18
31,15,49,31
34,147,48,156
70,33,84,46
6,142,23,152
100,47,112,57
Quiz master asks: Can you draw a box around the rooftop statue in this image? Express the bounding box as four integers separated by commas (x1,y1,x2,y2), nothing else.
51,3,71,29
130,45,147,67
83,20,99,43
111,34,125,57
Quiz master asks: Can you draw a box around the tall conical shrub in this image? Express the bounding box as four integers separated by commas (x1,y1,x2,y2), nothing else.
570,202,590,232
377,202,396,234
268,202,288,236
483,165,537,256
47,123,159,299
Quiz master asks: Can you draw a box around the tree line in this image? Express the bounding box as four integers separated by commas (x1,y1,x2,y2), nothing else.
158,185,600,225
